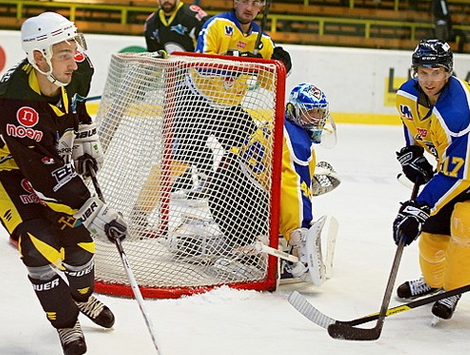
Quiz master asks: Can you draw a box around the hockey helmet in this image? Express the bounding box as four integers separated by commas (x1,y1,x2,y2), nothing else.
286,83,331,144
412,39,453,73
21,12,84,85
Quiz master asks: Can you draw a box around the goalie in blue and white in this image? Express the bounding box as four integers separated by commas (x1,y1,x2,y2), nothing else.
279,83,339,285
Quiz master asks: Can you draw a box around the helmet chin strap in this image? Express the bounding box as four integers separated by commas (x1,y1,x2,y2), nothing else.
46,73,68,87
32,58,68,87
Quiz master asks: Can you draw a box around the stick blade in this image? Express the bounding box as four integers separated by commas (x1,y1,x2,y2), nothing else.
327,323,381,341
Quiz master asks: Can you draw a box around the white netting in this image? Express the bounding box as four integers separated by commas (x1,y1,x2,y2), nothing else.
93,52,285,297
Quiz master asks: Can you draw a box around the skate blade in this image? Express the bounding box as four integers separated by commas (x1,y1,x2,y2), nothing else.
431,316,441,327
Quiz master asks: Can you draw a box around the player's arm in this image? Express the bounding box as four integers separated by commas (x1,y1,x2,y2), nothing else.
144,13,163,52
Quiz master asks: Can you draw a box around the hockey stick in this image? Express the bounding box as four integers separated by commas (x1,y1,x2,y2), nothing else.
253,0,273,55
289,283,470,329
326,183,420,340
86,162,163,354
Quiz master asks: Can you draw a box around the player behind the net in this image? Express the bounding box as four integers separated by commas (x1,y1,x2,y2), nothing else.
169,83,340,283
393,39,470,321
144,0,210,54
169,0,292,196
0,11,128,355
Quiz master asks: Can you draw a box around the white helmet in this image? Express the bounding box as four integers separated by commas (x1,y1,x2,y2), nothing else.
21,12,80,86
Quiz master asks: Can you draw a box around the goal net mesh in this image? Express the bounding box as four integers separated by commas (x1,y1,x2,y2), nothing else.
92,52,286,298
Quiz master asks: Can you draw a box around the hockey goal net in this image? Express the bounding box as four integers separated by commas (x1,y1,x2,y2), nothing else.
93,52,286,298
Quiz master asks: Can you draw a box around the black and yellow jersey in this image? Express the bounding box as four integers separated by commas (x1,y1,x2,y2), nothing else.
0,55,95,213
144,2,209,53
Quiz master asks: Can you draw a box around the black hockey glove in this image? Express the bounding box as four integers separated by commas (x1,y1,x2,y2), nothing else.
396,145,434,185
226,50,262,58
271,46,292,74
393,200,430,246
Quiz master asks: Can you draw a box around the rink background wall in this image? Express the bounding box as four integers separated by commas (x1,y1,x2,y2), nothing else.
1,30,470,125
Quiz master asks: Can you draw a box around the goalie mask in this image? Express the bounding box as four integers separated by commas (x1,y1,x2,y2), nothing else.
286,83,336,147
21,12,87,87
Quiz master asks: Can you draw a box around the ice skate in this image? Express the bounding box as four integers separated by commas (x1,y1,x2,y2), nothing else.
57,320,87,355
76,295,115,329
431,293,461,320
396,277,439,300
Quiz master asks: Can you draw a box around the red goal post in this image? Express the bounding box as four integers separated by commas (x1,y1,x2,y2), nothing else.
93,51,287,298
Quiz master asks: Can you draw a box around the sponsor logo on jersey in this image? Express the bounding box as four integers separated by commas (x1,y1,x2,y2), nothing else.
416,127,428,138
399,104,413,120
19,178,41,204
74,51,86,63
237,41,247,49
190,4,207,20
6,124,43,142
17,106,39,127
224,26,234,36
171,24,188,35
7,106,43,142
41,156,56,165
51,164,77,192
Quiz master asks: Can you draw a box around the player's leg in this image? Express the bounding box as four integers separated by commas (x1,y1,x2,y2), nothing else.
431,200,470,319
16,217,86,355
56,211,115,328
207,153,269,279
396,198,455,301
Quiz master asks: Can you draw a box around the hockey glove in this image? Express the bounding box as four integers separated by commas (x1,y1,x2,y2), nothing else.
396,145,434,185
271,46,292,74
312,161,341,196
226,50,262,58
393,200,430,246
74,196,128,243
72,122,104,178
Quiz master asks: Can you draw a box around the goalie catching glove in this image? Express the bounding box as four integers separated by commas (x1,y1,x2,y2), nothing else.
72,122,104,178
396,145,434,185
312,161,341,196
74,196,128,243
393,200,430,246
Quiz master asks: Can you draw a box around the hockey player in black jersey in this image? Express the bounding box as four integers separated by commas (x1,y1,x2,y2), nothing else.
144,0,210,54
0,12,128,355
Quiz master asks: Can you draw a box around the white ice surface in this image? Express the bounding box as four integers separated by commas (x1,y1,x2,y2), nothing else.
2,124,469,355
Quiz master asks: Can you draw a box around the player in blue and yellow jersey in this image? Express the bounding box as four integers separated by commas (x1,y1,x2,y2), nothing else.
393,39,470,321
0,12,127,355
144,0,209,54
195,0,291,74
168,0,292,194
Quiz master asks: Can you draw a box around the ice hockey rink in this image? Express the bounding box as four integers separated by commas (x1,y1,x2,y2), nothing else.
2,123,469,355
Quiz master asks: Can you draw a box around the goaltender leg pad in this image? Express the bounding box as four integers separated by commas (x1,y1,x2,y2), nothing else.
445,201,470,290
325,216,339,279
304,215,327,286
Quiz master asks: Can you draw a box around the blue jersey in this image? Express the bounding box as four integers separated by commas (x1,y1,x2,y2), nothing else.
396,76,470,214
279,120,316,237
